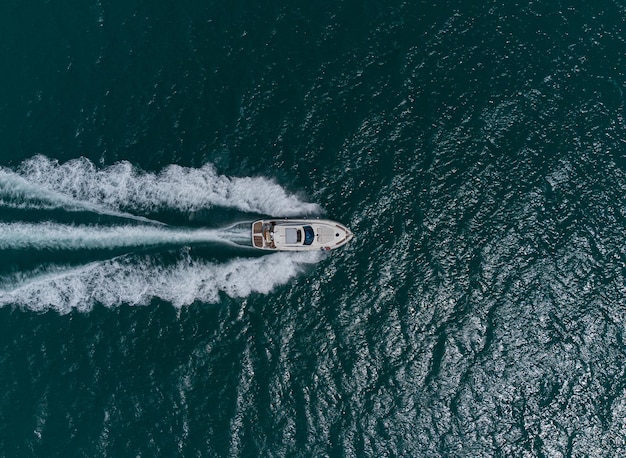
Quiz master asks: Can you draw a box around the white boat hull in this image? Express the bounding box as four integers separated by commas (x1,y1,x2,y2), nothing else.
252,219,353,251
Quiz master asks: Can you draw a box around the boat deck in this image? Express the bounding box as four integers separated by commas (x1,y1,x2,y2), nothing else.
251,219,353,251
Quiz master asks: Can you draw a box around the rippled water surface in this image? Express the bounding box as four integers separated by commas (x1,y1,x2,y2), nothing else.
1,0,625,456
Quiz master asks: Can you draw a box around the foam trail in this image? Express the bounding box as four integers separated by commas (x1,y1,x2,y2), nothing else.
8,155,322,216
0,169,165,225
0,252,322,313
0,222,227,250
219,222,254,244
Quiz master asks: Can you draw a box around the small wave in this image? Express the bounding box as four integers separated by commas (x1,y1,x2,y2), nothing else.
3,155,321,217
0,251,322,313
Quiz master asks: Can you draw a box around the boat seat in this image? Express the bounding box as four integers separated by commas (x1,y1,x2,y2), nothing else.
285,228,299,244
317,226,335,243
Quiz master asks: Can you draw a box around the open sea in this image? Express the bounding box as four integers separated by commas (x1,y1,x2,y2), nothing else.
1,1,626,456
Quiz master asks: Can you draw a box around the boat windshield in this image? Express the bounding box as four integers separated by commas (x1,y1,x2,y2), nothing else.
303,226,314,245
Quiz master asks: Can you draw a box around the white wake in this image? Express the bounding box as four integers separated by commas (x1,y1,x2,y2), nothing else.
0,251,322,313
0,168,163,224
0,222,230,250
1,155,321,217
0,156,324,311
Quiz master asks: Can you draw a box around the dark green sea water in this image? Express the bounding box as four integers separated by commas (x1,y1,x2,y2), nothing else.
2,0,626,456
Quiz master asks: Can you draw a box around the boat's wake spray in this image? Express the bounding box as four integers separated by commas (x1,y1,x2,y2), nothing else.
218,221,254,246
0,222,237,251
0,155,321,217
0,156,323,311
0,250,322,313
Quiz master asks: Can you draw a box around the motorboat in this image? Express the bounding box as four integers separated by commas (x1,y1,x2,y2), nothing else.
252,219,353,251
